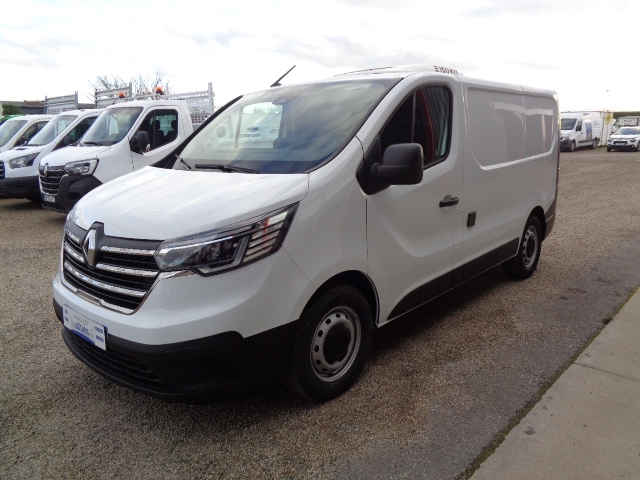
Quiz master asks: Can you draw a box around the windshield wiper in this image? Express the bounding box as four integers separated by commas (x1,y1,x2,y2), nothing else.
82,141,103,146
194,163,259,174
26,143,42,147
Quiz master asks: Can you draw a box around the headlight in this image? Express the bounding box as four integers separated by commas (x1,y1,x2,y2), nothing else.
64,159,98,176
155,203,299,275
9,152,39,169
629,138,637,143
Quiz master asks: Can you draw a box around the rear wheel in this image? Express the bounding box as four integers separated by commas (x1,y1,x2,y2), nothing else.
285,284,372,401
502,215,542,280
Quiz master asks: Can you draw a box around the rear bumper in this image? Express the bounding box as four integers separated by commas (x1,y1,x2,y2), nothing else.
55,299,298,403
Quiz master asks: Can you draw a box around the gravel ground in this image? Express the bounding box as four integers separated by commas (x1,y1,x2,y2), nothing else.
2,148,640,479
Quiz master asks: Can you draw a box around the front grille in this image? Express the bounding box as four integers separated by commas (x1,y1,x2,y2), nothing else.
0,161,4,180
67,330,168,390
62,226,162,312
39,165,66,194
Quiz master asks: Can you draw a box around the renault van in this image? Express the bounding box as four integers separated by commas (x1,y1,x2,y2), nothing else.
0,110,100,200
39,98,195,212
0,114,52,153
53,65,559,402
560,112,600,151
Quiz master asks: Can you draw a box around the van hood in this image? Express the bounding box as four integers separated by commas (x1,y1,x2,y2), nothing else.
40,145,112,167
70,167,310,240
0,144,44,161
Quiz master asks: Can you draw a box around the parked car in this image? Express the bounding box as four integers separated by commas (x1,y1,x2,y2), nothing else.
53,64,559,403
606,126,640,152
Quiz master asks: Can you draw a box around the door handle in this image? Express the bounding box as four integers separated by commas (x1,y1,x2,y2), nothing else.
439,196,459,208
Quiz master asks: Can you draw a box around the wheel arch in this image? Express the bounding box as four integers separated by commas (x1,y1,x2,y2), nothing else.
306,271,379,327
531,205,546,239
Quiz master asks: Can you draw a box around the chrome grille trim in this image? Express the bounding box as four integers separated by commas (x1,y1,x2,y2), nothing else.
0,161,5,180
64,261,147,298
64,242,85,263
95,263,158,278
39,165,66,195
101,246,157,256
65,228,80,244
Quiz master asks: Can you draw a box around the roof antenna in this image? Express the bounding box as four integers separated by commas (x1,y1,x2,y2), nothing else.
270,65,296,88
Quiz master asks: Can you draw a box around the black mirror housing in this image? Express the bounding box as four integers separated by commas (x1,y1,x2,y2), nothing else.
130,131,150,154
370,143,423,186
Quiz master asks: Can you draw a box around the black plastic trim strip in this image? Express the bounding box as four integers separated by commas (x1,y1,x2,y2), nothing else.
388,238,519,320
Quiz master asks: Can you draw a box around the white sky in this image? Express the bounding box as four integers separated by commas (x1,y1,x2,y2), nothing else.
1,0,639,112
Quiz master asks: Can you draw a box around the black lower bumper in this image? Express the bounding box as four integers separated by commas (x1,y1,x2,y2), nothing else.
0,175,40,199
42,175,102,213
54,299,298,403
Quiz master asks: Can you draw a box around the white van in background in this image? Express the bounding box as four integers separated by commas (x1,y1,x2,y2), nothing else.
53,65,559,403
0,114,52,153
0,110,100,201
39,98,195,212
560,112,601,151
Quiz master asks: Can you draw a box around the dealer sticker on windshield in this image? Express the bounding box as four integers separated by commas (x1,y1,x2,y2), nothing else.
63,305,107,350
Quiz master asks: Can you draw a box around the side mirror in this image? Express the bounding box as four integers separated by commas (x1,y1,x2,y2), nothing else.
576,124,582,132
130,131,150,154
62,136,74,147
370,143,423,185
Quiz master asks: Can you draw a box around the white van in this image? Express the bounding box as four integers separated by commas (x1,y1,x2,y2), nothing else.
0,110,100,201
560,112,601,151
0,114,52,153
53,65,559,402
40,85,214,213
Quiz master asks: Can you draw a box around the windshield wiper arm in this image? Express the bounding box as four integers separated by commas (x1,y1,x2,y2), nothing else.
194,163,259,174
178,158,192,170
82,141,103,146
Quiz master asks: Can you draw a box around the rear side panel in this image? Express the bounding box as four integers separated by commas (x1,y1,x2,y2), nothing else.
457,79,558,271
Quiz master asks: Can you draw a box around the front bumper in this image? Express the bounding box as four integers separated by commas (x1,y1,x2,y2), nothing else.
41,174,102,213
52,246,314,402
56,299,298,402
608,142,638,151
0,175,40,199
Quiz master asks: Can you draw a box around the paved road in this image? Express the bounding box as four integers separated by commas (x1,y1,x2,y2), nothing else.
1,148,640,479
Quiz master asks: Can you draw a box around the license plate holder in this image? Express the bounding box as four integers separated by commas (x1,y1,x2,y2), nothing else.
63,305,107,350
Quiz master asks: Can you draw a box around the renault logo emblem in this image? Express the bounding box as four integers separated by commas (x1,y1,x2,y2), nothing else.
82,229,98,267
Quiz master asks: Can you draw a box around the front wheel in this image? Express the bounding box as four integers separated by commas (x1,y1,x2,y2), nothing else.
502,215,543,279
569,141,576,152
590,140,596,150
636,143,640,152
285,284,372,401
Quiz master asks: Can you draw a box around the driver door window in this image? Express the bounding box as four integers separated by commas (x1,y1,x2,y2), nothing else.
138,109,178,151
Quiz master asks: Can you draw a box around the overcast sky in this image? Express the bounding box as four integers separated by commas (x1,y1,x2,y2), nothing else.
1,0,639,112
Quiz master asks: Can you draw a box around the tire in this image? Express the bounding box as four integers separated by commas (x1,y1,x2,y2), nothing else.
569,141,576,152
285,284,373,401
502,215,542,280
636,143,640,152
607,147,612,152
590,140,596,150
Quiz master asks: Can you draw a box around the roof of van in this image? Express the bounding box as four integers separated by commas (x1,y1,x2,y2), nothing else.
337,64,462,77
102,98,187,110
3,114,53,123
53,109,103,118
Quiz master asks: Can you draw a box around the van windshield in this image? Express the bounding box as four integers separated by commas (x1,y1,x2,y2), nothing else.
176,78,397,174
0,119,27,147
28,115,77,146
81,107,143,146
561,118,577,130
